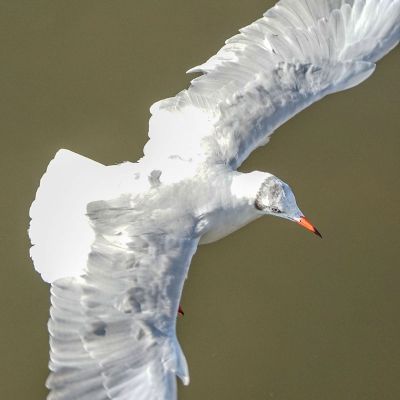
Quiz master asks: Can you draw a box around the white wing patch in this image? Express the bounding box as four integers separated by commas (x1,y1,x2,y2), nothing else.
144,0,399,168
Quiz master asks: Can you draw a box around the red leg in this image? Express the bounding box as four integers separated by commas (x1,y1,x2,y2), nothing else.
178,305,184,317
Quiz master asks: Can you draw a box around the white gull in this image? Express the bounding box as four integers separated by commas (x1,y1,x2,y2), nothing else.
28,1,399,399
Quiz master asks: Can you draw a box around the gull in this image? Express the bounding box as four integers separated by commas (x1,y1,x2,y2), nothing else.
28,1,399,399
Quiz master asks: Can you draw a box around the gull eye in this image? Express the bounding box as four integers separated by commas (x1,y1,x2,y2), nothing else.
270,207,282,214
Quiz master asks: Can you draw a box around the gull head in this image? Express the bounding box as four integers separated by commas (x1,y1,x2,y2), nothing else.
254,174,322,238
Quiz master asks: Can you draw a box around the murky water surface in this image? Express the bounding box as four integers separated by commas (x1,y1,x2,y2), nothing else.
1,1,399,399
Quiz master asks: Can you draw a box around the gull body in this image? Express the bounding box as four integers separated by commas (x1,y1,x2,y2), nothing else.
28,1,399,399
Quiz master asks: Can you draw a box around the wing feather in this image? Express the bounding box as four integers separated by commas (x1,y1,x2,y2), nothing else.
46,194,198,399
143,0,399,169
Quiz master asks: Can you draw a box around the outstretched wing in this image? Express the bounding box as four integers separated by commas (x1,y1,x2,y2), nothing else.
143,0,399,169
46,194,199,400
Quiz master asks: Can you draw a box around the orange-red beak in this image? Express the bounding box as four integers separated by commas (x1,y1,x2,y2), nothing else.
297,216,322,238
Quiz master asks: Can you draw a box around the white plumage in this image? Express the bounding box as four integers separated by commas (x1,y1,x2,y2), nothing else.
28,1,399,399
145,0,399,169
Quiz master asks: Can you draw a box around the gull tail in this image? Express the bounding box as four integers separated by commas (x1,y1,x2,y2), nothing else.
28,149,141,283
29,149,106,283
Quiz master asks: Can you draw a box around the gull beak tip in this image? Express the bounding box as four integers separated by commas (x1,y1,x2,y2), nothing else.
297,216,322,239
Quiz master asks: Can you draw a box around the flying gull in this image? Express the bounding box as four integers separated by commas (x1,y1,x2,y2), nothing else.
28,0,399,399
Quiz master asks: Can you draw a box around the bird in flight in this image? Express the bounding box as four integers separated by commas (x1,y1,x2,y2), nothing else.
29,0,399,399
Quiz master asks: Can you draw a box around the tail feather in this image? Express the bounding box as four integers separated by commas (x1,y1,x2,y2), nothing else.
29,149,141,283
29,150,106,282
